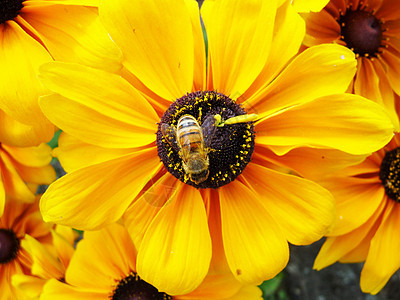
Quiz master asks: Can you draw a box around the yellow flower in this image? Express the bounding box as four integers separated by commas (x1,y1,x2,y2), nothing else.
0,0,121,147
12,225,76,299
39,223,262,299
302,0,400,130
0,143,56,216
0,199,52,300
38,0,394,294
313,108,400,294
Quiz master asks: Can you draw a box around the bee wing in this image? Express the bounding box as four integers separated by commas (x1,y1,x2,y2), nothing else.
160,123,180,154
202,114,218,149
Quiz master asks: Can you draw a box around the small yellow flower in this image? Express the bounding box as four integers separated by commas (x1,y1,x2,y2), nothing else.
0,0,121,146
40,223,262,299
38,0,394,294
0,198,52,300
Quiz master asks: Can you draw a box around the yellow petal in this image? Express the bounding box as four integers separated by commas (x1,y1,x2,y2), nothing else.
242,1,305,101
0,21,53,136
253,145,366,181
313,198,386,270
100,0,194,100
242,163,335,245
219,180,289,284
51,227,75,271
186,0,206,91
22,4,122,72
244,44,356,119
229,285,263,300
66,223,136,290
0,110,54,147
21,235,64,279
0,151,36,202
256,93,394,155
202,0,277,96
41,279,106,300
39,62,158,148
124,172,178,248
292,0,329,12
361,201,400,294
322,178,384,236
40,147,162,230
178,273,242,300
11,274,45,299
3,143,52,167
53,132,133,173
137,185,211,295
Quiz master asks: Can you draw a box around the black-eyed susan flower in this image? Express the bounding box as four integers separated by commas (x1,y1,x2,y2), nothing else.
12,225,76,299
0,199,52,299
302,0,400,129
313,105,400,295
38,0,394,294
40,223,262,299
0,0,121,147
0,143,56,216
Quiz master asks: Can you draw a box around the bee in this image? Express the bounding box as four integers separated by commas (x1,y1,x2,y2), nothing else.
161,113,257,184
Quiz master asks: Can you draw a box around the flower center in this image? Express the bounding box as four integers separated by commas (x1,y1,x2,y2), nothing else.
339,9,383,57
111,272,172,300
0,229,20,264
157,91,255,189
0,0,24,23
380,147,400,202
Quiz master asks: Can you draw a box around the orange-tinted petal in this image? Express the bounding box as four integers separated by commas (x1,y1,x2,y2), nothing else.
202,0,276,96
354,57,399,130
322,178,383,235
100,0,194,100
40,147,162,230
219,180,289,284
137,185,211,295
361,201,400,294
314,198,386,270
